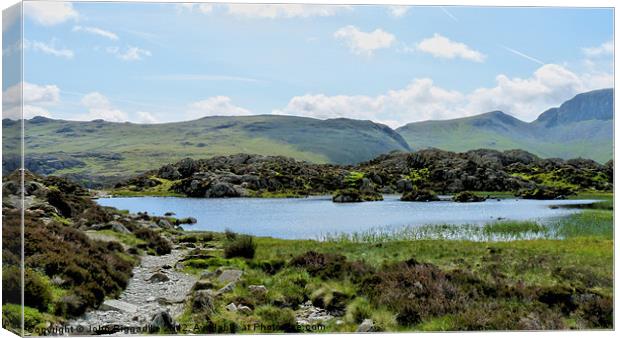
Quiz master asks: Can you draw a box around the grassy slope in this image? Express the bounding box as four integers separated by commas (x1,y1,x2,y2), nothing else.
397,115,612,163
3,115,410,179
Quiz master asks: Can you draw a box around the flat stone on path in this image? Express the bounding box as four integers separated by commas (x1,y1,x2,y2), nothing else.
217,269,243,283
99,300,138,313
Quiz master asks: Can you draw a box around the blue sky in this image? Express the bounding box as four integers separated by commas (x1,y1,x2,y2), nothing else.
2,2,614,127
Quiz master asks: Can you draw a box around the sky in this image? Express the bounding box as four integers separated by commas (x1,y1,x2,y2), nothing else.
2,1,614,127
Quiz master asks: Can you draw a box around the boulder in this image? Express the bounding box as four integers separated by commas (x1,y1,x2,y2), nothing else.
206,182,240,198
158,164,182,180
99,300,138,313
108,221,130,234
157,218,172,229
216,282,236,295
147,272,170,283
149,311,177,333
332,188,383,203
452,191,486,203
248,285,268,296
516,186,574,200
356,319,375,332
238,305,252,315
225,303,238,312
401,189,440,202
396,179,414,192
217,269,243,283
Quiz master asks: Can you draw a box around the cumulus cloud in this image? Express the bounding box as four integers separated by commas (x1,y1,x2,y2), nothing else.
107,46,151,61
78,92,129,122
187,96,252,119
583,40,613,57
225,4,350,18
136,111,159,123
24,39,74,59
416,34,485,62
387,6,409,17
73,26,118,40
334,25,396,56
24,2,78,26
2,82,61,119
274,78,465,128
275,63,612,126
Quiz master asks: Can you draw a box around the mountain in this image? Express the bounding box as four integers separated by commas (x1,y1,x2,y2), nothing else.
396,88,613,163
2,115,410,186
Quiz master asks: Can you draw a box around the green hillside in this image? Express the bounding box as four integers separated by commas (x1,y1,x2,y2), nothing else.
397,89,613,163
2,115,410,185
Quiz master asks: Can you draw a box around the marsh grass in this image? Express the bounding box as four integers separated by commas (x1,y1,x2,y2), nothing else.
321,209,612,243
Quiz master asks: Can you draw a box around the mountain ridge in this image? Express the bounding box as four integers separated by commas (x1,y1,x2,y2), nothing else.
2,88,613,186
396,88,613,163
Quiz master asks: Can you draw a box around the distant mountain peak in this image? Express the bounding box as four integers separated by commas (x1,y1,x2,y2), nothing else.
534,88,613,127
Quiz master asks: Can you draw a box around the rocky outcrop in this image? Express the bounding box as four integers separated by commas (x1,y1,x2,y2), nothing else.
401,189,439,202
516,186,573,200
115,149,613,198
452,191,486,203
332,188,383,203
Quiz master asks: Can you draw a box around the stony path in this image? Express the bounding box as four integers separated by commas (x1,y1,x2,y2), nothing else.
65,248,197,335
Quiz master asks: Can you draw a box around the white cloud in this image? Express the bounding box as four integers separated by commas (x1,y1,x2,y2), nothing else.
2,82,60,119
388,6,409,18
225,4,350,18
107,46,151,61
466,64,585,121
78,92,129,122
274,78,466,128
136,111,159,123
24,39,74,59
583,40,613,57
417,34,485,62
334,25,396,56
73,26,118,40
4,82,60,105
177,3,214,14
187,96,252,119
275,63,612,126
24,2,78,26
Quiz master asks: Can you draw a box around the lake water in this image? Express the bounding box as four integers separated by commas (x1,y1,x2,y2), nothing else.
96,195,597,239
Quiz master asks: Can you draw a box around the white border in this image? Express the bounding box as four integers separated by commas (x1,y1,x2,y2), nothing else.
0,1,617,338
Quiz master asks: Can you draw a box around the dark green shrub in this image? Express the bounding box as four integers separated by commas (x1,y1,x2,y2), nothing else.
360,259,461,325
249,259,285,275
223,235,256,259
576,294,613,328
289,251,373,281
255,306,299,333
135,228,172,255
54,295,87,317
224,229,237,241
3,267,54,312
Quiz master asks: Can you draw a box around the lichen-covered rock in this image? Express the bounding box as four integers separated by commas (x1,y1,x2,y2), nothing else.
401,189,439,202
332,188,383,203
452,191,486,203
516,186,574,200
